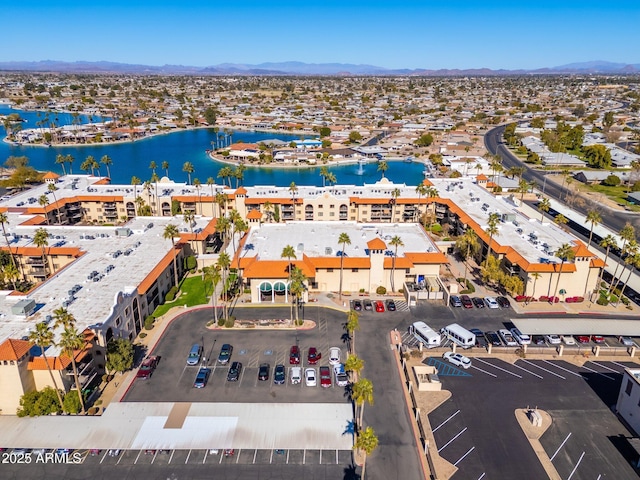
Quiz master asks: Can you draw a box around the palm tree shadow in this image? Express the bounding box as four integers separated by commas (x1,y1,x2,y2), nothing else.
343,463,360,480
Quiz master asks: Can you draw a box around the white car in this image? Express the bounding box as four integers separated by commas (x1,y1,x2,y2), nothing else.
290,366,302,385
484,296,499,309
619,336,635,347
510,328,531,345
329,347,341,365
333,364,349,387
561,335,576,345
498,328,518,347
305,368,317,387
545,334,561,345
443,352,471,369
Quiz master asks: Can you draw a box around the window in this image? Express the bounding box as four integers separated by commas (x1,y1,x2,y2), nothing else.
327,268,334,273
330,205,335,208
625,379,633,396
352,268,359,272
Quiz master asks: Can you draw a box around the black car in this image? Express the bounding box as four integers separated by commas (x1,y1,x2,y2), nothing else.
496,296,511,308
469,328,488,349
353,300,362,311
194,367,211,388
274,364,285,384
532,335,546,346
227,361,242,382
472,297,485,308
485,331,502,347
386,299,396,311
218,344,233,364
258,363,270,381
363,299,373,311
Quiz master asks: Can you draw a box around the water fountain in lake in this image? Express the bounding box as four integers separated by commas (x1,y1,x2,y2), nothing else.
356,158,366,175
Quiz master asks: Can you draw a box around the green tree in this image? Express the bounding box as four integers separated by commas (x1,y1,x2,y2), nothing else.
390,188,400,223
338,233,351,301
319,126,331,137
596,234,618,297
162,160,170,177
289,266,307,325
281,245,297,324
538,197,550,223
456,228,479,285
415,133,434,147
352,377,374,427
48,183,63,225
0,212,19,283
583,144,612,168
345,309,360,355
551,243,575,301
33,227,50,277
348,131,362,143
58,325,86,414
63,390,82,414
100,155,113,179
55,154,67,176
203,264,222,323
17,387,63,417
377,161,388,179
354,426,379,480
38,194,50,225
389,235,403,292
204,106,217,125
28,322,64,410
484,212,500,267
344,353,364,382
319,166,329,187
182,161,195,185
586,210,602,248
609,223,636,295
217,252,231,320
105,338,135,374
163,224,180,287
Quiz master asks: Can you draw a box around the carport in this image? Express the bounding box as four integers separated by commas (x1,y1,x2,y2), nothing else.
512,317,640,336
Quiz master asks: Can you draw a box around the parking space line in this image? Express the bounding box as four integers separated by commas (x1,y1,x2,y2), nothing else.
335,449,338,465
116,451,124,465
252,449,257,464
477,473,486,480
287,449,291,464
320,449,322,464
219,451,224,464
168,450,175,464
185,449,191,464
303,449,306,464
542,360,583,377
100,450,108,464
236,449,241,464
566,451,585,480
613,361,632,369
454,446,475,466
270,449,274,464
511,362,544,379
203,450,208,464
522,360,566,379
470,365,497,377
151,450,158,463
550,432,571,461
438,427,468,453
433,409,460,433
580,364,616,381
475,358,522,378
589,361,620,373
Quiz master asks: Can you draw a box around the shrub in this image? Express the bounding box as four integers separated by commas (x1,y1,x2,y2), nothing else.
376,286,387,295
602,175,621,186
217,317,226,327
139,332,147,339
185,255,197,271
224,316,236,328
596,295,609,306
144,316,155,330
622,297,630,306
165,286,178,302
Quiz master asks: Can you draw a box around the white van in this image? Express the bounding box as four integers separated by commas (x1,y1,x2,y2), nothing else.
409,322,442,348
510,328,531,345
290,366,302,385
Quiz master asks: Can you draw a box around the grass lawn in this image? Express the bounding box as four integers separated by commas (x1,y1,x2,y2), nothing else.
152,275,212,318
583,183,640,211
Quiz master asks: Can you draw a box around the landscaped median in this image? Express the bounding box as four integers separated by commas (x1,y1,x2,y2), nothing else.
206,319,316,330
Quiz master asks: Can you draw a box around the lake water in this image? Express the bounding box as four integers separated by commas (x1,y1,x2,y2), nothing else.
0,105,426,187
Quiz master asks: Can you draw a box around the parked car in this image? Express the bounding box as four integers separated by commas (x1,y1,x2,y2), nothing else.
472,297,485,308
186,343,203,366
307,347,321,365
305,368,317,387
333,364,349,387
375,300,385,312
496,296,511,308
329,347,341,365
274,364,286,385
620,336,635,347
460,295,473,309
353,300,362,311
591,334,605,344
386,299,396,311
561,335,576,346
450,295,463,307
363,299,373,311
290,366,302,385
545,334,561,345
319,366,332,388
443,352,472,369
469,328,487,349
576,335,591,344
193,367,211,388
510,328,531,345
136,356,159,379
499,329,518,346
486,331,503,346
289,345,300,365
218,344,233,364
258,363,270,381
484,297,500,309
532,335,546,346
227,361,242,381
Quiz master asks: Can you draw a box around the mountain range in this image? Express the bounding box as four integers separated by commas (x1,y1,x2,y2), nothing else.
0,60,638,76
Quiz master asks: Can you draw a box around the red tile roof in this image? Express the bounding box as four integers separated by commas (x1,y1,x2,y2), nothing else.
0,339,32,361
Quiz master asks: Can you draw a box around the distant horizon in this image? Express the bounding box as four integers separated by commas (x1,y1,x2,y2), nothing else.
2,1,639,70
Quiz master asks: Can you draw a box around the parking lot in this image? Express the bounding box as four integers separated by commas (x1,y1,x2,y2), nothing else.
426,357,639,480
123,307,350,404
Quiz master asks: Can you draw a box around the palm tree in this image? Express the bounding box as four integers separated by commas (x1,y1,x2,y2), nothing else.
320,166,329,186
377,160,388,179
415,183,428,222
457,228,479,285
609,223,636,295
281,245,297,324
59,326,86,414
162,161,170,178
584,210,601,249
389,235,403,292
289,266,307,325
33,227,50,276
288,182,298,201
217,252,231,320
100,155,113,179
150,173,160,215
218,166,233,187
518,178,530,203
338,233,351,301
352,378,374,428
263,201,273,223
345,309,360,355
131,176,141,209
484,212,500,267
527,272,541,304
538,197,550,223
163,224,180,287
595,234,617,298
55,154,67,176
0,212,19,280
193,178,202,215
619,253,640,301
611,239,638,296
48,183,63,225
551,243,575,302
182,162,195,185
38,194,50,225
325,172,337,186
354,426,379,480
65,154,74,174
390,188,400,223
206,177,216,217
28,321,64,410
149,161,157,176
202,264,221,323
554,213,568,229
345,353,364,383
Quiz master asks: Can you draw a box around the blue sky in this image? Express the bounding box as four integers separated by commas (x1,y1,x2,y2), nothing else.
2,0,638,69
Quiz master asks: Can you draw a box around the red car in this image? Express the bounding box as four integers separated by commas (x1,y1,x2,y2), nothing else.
136,356,159,379
375,301,385,312
289,345,300,365
591,335,605,344
460,295,473,309
576,335,590,344
319,366,332,388
308,347,321,365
